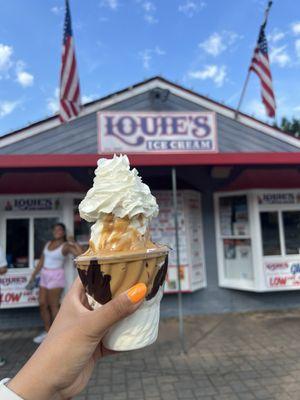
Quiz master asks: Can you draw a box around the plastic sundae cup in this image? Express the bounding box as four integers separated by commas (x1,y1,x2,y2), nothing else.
76,245,168,351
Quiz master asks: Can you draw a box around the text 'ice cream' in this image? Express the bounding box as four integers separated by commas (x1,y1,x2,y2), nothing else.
79,155,158,254
76,154,168,351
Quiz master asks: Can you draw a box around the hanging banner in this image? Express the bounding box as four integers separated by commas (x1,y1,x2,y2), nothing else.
98,111,218,154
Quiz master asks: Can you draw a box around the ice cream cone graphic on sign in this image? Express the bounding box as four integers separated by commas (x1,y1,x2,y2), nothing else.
76,155,168,351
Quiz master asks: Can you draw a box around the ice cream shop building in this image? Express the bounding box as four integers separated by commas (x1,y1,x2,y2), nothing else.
1,76,300,325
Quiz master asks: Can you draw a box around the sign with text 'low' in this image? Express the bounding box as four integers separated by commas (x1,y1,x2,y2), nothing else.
98,112,218,154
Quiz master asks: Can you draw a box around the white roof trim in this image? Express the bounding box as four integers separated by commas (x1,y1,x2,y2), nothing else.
155,81,300,149
1,78,300,150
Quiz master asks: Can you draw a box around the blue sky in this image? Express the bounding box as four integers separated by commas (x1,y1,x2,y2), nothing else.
0,0,299,135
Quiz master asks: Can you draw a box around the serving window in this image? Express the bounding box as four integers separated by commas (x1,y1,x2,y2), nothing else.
0,196,63,269
215,190,300,292
215,192,254,290
260,210,300,256
0,194,85,309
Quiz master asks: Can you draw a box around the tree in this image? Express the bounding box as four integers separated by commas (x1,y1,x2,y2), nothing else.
274,117,300,138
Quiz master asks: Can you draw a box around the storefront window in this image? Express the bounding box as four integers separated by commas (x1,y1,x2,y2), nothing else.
34,218,59,259
283,211,300,255
219,195,249,236
216,190,300,292
6,219,29,268
217,194,253,282
223,239,253,280
260,212,281,256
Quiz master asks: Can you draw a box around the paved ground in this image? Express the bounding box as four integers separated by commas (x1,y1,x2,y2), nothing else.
2,310,300,400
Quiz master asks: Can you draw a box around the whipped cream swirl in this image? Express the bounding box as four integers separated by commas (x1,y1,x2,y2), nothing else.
79,155,158,223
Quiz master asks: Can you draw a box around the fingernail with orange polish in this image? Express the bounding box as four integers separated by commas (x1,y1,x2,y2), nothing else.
127,283,147,304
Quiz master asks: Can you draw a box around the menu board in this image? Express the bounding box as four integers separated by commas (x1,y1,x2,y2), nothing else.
151,190,206,293
0,270,39,309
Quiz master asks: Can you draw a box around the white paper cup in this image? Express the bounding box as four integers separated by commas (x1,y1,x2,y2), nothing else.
76,246,168,351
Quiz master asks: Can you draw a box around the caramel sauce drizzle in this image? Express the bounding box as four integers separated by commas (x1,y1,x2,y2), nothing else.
85,213,155,256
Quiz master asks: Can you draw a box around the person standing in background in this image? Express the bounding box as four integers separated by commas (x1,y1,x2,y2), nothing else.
29,223,82,344
0,245,8,367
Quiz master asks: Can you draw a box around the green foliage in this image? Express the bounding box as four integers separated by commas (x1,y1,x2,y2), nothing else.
273,117,300,138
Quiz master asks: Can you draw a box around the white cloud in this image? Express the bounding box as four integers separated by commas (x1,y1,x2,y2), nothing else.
136,0,158,24
0,44,13,75
51,6,64,15
47,88,59,114
153,45,165,56
139,46,165,69
100,0,118,10
295,39,300,59
178,1,206,17
0,100,19,118
15,61,34,87
291,21,300,35
268,28,286,43
293,105,300,113
199,31,240,57
142,1,155,12
16,70,34,87
82,94,97,104
0,43,34,87
270,45,291,67
246,99,266,119
188,65,227,87
47,90,97,111
144,14,158,24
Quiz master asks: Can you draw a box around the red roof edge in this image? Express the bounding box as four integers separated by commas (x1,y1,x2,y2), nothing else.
0,153,299,168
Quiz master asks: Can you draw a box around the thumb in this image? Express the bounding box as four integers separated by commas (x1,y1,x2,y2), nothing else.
85,283,147,337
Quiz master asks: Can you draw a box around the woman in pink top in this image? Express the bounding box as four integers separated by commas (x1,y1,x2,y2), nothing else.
29,223,82,343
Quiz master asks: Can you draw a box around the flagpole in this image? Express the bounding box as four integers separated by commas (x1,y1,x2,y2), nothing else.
235,1,273,120
235,70,251,119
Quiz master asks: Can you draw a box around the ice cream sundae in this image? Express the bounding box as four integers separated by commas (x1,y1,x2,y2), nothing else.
75,155,168,350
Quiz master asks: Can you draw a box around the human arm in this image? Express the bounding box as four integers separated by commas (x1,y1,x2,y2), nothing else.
29,255,44,282
62,236,83,257
5,279,146,400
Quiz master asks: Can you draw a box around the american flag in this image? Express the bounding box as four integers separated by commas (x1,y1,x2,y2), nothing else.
59,0,81,123
249,2,276,118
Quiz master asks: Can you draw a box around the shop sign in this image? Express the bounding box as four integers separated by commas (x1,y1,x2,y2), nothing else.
0,271,39,308
258,192,300,205
3,198,61,212
264,261,300,289
98,111,218,154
